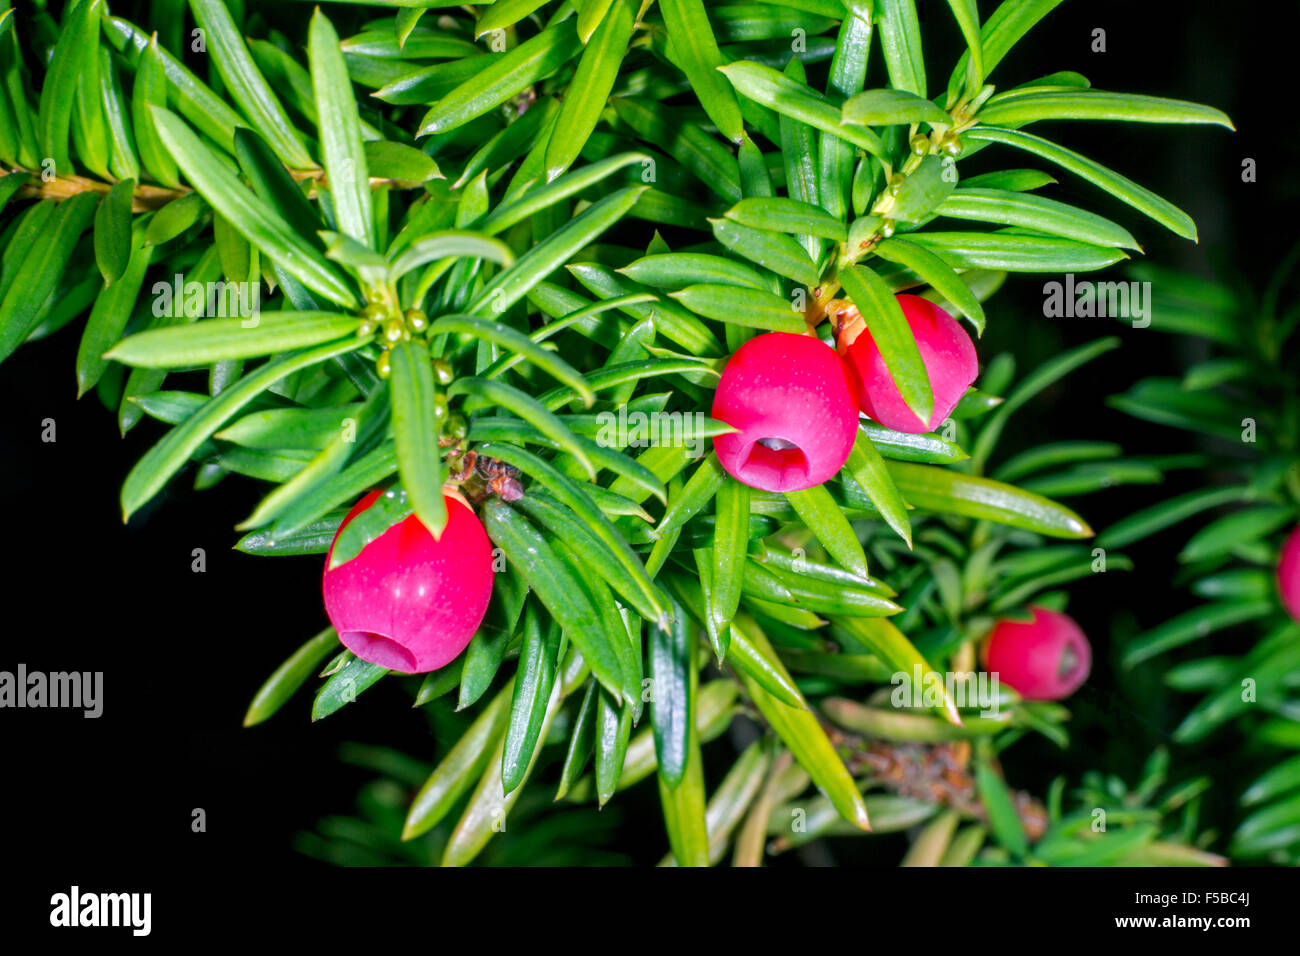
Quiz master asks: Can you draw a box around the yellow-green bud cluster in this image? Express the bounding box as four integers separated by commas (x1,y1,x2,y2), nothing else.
363,307,430,379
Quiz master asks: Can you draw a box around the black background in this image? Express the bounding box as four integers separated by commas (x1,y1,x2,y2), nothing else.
1,0,1295,900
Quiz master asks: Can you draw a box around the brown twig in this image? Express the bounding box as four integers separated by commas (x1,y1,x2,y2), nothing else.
1,164,430,214
3,166,187,212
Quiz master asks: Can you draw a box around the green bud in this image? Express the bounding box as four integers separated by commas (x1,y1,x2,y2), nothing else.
405,308,429,333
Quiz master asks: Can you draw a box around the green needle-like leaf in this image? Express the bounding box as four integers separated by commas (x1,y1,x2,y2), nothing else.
710,218,821,289
944,0,983,93
655,453,726,536
502,604,561,793
430,315,589,403
946,0,1066,104
831,617,962,726
312,655,386,720
612,96,742,203
875,0,926,97
785,483,870,579
106,15,246,154
725,197,848,242
0,192,98,367
248,391,392,534
576,0,616,41
470,186,647,317
328,488,414,572
39,0,103,176
974,746,1029,857
719,61,885,158
475,0,551,38
153,108,358,307
660,0,745,143
420,21,581,136
741,670,871,831
130,37,181,189
887,461,1094,538
244,628,341,727
620,253,773,293
657,647,709,865
934,189,1140,250
838,263,933,425
555,680,599,801
650,596,694,789
904,232,1126,273
107,312,361,367
778,57,823,262
819,5,872,221
390,340,448,538
0,17,37,168
451,378,594,475
120,338,362,520
483,500,628,702
595,687,633,806
235,514,343,556
966,126,1199,241
545,0,635,180
709,477,749,652
93,180,135,286
77,233,155,396
1097,486,1257,551
872,237,987,335
844,429,912,547
482,153,648,236
190,0,314,168
978,89,1233,129
842,88,949,127
403,680,514,841
670,284,807,333
309,9,373,246
388,231,513,280
1123,600,1274,668
479,441,667,624
458,569,528,710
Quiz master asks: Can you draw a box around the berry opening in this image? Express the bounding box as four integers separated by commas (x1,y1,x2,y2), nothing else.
340,631,419,672
740,437,810,488
1058,643,1078,679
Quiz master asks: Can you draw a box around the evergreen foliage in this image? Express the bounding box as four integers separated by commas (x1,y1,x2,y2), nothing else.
1,0,1246,865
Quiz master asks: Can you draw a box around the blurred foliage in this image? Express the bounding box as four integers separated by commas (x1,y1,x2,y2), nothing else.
1109,251,1300,865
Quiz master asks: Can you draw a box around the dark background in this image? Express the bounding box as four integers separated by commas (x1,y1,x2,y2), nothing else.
1,0,1293,880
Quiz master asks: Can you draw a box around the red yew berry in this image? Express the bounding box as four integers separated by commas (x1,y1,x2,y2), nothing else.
322,488,494,673
1278,523,1300,623
984,606,1092,702
711,331,859,492
836,294,978,433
